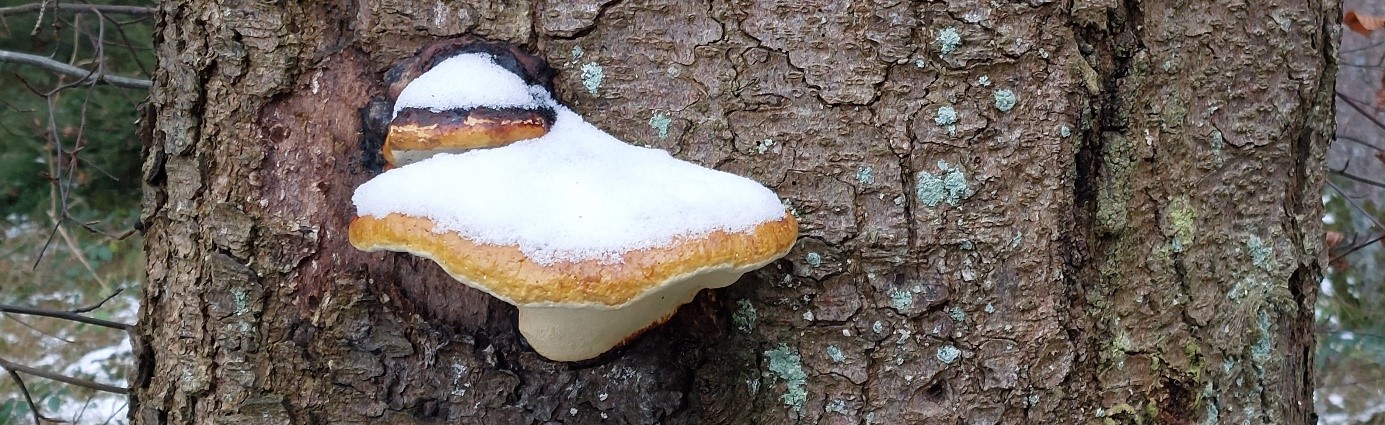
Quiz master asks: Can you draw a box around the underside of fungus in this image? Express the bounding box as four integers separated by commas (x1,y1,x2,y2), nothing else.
350,42,797,361
350,212,796,361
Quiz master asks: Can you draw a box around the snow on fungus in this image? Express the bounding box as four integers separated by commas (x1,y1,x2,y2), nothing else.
385,53,559,167
351,103,797,361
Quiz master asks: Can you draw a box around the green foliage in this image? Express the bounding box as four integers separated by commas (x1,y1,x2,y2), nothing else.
0,1,152,423
0,0,154,223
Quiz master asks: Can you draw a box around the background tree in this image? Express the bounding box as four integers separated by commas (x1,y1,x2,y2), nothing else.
132,1,1334,424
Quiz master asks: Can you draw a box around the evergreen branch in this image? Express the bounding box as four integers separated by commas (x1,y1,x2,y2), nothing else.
0,49,150,89
0,3,155,17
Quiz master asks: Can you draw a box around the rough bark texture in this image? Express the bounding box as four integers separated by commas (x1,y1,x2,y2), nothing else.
134,0,1335,423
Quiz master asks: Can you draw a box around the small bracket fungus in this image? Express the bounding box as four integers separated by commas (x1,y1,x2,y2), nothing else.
381,37,559,167
352,41,798,362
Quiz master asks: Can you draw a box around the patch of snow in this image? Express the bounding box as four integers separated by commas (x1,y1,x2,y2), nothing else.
62,338,132,387
355,107,787,264
393,53,555,116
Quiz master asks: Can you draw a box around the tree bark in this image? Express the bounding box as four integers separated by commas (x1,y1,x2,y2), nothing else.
134,0,1335,423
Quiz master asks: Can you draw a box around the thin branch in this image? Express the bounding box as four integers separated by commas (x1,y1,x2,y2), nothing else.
0,49,150,89
1329,180,1385,231
0,3,155,17
71,288,123,314
4,367,48,425
0,303,132,330
2,312,78,344
100,400,126,424
1338,91,1385,135
1332,232,1385,263
1336,134,1385,152
1334,169,1385,191
0,355,128,395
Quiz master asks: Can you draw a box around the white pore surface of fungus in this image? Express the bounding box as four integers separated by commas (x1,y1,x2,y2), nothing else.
354,107,787,265
393,53,555,115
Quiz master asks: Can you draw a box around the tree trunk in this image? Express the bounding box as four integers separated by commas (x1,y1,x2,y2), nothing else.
133,0,1335,423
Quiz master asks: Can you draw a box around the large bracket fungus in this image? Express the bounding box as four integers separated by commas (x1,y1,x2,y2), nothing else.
351,39,797,362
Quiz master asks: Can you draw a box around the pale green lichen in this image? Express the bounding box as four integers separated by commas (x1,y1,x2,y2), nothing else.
1097,134,1135,231
648,113,672,139
872,321,885,334
755,138,775,154
1202,383,1221,425
1112,331,1133,352
571,45,584,60
856,166,875,185
765,344,808,412
826,345,845,363
1164,195,1197,252
993,89,1018,112
805,252,822,268
826,399,850,415
231,288,250,315
915,161,971,207
889,288,914,310
934,106,958,126
1060,125,1072,138
948,306,966,322
976,75,991,87
936,345,961,364
1210,130,1224,150
1247,235,1272,270
1251,308,1273,363
733,299,757,332
937,27,962,54
934,106,959,135
580,62,604,94
984,303,995,314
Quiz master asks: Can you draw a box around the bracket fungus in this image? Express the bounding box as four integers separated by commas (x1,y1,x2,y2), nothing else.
351,42,797,361
382,37,559,167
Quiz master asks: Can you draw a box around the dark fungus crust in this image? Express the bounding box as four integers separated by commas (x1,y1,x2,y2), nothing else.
384,106,556,166
385,36,558,102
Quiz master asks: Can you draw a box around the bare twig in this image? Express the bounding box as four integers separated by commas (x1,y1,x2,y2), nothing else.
1331,232,1385,264
1336,134,1385,152
0,303,131,330
51,208,110,291
1329,180,1385,230
4,367,49,425
2,313,78,344
1335,169,1385,190
70,288,124,314
100,400,126,424
0,49,150,89
0,3,155,17
0,355,128,394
